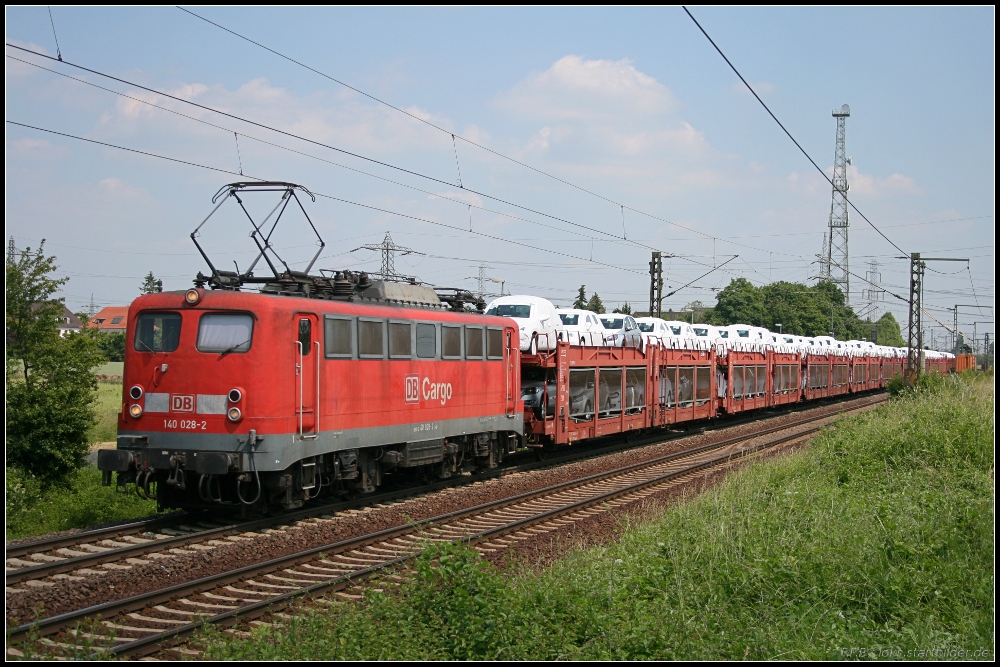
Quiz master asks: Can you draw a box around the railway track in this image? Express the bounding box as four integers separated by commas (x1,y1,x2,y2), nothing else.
7,396,885,660
6,392,876,594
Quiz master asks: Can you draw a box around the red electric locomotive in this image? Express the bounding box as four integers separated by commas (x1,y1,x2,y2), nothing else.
99,183,522,510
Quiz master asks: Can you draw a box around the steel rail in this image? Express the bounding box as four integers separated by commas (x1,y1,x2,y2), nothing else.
5,512,191,560
113,416,838,659
7,392,879,584
9,396,884,655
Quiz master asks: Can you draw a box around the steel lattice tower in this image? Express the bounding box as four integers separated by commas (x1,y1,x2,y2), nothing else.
823,104,851,304
361,231,420,282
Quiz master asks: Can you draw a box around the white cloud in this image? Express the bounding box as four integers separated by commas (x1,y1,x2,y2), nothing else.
605,123,709,157
6,137,69,160
4,41,52,77
844,165,921,198
97,177,148,200
97,76,456,157
495,55,676,121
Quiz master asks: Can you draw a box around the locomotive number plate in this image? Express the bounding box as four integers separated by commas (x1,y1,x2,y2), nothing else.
163,419,208,430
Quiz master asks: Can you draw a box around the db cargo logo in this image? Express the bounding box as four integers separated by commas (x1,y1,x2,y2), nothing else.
404,375,420,404
404,376,454,406
171,395,195,412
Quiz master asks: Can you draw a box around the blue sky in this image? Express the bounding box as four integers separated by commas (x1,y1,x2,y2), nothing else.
5,7,994,347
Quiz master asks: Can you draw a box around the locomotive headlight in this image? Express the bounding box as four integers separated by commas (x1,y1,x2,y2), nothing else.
129,404,143,419
227,407,242,422
228,388,242,403
184,288,201,305
129,385,144,400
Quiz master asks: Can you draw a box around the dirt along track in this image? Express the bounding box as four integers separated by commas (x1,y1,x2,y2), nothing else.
6,392,885,659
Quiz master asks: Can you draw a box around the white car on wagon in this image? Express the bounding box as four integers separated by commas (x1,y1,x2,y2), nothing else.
485,295,559,354
634,318,696,346
598,314,642,348
556,308,605,345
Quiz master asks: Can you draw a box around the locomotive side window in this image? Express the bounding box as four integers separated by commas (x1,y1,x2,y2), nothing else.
324,316,353,358
196,313,253,353
465,326,484,359
442,325,462,359
486,327,504,359
134,312,182,352
358,319,385,358
389,322,413,358
298,318,312,356
416,323,437,359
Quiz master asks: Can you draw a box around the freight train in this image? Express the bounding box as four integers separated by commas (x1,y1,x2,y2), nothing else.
97,182,955,511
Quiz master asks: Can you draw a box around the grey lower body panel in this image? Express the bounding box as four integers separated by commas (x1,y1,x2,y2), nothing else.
117,412,524,472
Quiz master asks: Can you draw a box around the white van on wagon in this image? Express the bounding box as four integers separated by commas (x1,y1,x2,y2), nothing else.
485,295,559,354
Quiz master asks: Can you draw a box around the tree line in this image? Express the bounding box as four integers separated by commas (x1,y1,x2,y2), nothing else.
705,278,905,345
571,278,904,346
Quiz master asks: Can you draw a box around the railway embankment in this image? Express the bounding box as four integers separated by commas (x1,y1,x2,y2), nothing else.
195,372,993,660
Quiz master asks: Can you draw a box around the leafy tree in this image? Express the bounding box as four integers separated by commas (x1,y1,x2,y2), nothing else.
872,312,905,347
709,278,898,341
97,331,126,362
140,271,161,294
612,302,632,315
707,278,766,326
573,285,587,310
586,293,606,314
6,242,104,486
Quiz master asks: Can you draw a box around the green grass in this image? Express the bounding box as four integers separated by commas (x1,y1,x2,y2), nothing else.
94,361,124,376
87,381,122,444
196,373,994,661
5,466,158,540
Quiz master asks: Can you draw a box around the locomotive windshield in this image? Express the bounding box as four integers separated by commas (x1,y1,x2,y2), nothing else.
134,312,181,352
197,313,254,353
487,304,531,318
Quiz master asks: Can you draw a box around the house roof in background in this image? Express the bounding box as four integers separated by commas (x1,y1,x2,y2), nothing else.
90,306,129,330
59,305,83,330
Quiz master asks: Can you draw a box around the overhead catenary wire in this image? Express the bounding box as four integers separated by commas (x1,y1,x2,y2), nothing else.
5,119,653,279
7,37,976,327
173,7,815,261
5,44,659,257
7,44,746,277
5,47,754,280
682,6,909,259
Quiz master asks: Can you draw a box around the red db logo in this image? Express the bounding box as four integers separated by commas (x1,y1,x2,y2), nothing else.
404,375,420,404
171,395,195,412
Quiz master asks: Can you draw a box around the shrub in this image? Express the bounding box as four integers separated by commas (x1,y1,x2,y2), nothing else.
6,241,104,487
